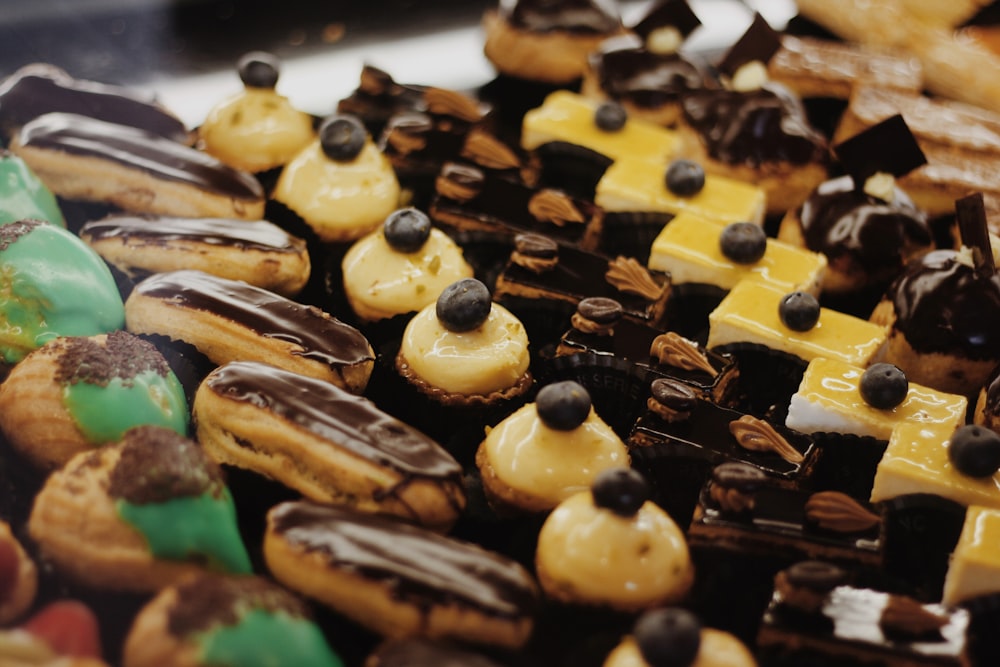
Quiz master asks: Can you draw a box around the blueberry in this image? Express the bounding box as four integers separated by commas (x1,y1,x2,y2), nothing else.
536,381,591,430
591,468,649,517
719,222,767,264
665,159,706,197
435,278,492,332
318,114,366,162
383,208,431,253
633,608,702,667
594,102,627,132
237,51,280,89
859,363,908,410
779,291,820,332
948,425,1000,478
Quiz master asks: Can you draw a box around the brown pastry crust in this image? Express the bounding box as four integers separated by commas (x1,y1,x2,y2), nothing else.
121,585,201,667
395,352,533,407
482,10,623,84
0,521,37,625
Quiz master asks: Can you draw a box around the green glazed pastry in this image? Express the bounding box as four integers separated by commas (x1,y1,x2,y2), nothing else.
0,151,64,227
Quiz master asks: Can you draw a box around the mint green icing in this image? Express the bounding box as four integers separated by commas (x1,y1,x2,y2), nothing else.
62,368,188,444
0,155,65,227
116,490,252,575
198,609,344,667
0,223,123,363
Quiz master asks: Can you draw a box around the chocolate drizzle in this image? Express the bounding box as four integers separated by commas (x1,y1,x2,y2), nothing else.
16,112,263,200
502,0,621,34
269,500,538,617
680,83,827,167
888,249,1000,358
167,574,311,638
0,64,189,143
590,36,716,109
79,215,306,253
134,271,373,369
204,361,461,483
796,175,930,274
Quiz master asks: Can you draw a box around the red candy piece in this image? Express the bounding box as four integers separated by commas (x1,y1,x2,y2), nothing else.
21,600,103,658
0,538,20,603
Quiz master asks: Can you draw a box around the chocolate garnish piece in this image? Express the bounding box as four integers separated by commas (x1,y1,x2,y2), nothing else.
383,112,433,155
956,192,996,279
647,377,698,422
834,114,927,190
804,491,880,533
632,0,702,42
108,426,221,504
650,331,717,377
708,461,766,514
528,189,585,227
504,0,621,34
774,560,847,614
168,574,311,638
729,415,804,464
511,233,559,273
605,256,665,301
435,162,484,202
716,13,782,78
424,87,484,124
879,595,948,641
576,296,624,326
461,129,521,171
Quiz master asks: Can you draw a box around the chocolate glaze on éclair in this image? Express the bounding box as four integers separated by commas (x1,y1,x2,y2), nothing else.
501,0,620,34
268,500,539,618
797,175,930,275
133,270,372,369
203,361,463,488
888,249,1000,359
681,84,827,166
80,215,305,253
0,63,190,143
14,112,262,201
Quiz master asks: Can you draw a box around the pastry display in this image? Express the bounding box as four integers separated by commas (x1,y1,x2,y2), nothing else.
0,331,188,470
12,1,1000,664
197,51,315,174
78,214,311,298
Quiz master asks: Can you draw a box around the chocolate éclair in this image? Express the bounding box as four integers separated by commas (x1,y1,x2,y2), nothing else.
10,112,264,220
125,270,374,393
194,361,466,530
264,500,539,649
79,215,311,298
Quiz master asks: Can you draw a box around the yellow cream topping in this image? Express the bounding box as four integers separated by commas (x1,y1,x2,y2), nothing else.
648,212,826,294
596,159,766,225
273,139,400,239
871,422,1000,508
707,282,887,366
479,403,629,509
400,302,530,396
942,505,1000,605
521,90,680,164
786,357,967,441
603,630,758,667
536,491,691,608
199,88,315,172
341,228,473,321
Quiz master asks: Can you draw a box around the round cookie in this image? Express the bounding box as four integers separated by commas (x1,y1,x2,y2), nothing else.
0,331,188,470
0,220,124,367
341,208,474,323
535,468,693,612
79,214,311,298
28,426,252,593
272,114,400,243
475,380,629,514
198,51,315,174
603,608,757,667
123,573,343,667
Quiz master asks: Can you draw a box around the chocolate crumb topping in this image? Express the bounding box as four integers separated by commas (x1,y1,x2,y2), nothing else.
0,219,43,251
107,426,222,504
880,595,948,641
167,574,311,638
54,330,171,388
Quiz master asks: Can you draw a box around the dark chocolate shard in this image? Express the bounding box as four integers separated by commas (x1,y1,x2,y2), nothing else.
716,13,783,77
956,192,996,279
632,0,702,42
833,114,927,188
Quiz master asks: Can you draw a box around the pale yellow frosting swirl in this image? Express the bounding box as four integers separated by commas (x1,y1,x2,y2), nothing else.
199,88,315,173
478,403,629,510
399,302,530,396
603,629,758,667
536,491,693,610
274,139,400,241
341,228,473,322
